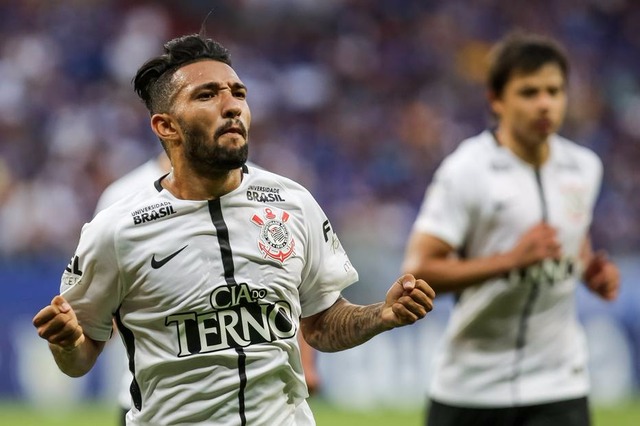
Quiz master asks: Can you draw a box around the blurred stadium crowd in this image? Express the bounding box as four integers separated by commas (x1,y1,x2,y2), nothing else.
1,0,640,405
1,0,639,256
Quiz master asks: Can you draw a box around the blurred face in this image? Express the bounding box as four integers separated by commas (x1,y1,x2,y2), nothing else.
491,63,567,148
169,60,251,175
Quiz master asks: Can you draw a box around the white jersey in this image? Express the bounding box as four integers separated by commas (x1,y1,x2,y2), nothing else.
62,164,358,425
94,158,167,410
413,130,602,407
95,159,166,213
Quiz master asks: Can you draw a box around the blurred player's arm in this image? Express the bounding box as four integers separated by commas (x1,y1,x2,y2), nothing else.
33,295,105,377
579,236,620,301
298,333,319,394
300,274,434,353
402,223,562,294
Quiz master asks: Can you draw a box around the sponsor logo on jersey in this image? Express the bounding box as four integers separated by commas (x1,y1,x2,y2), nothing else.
165,283,296,357
322,219,343,254
151,245,188,269
62,255,83,287
246,185,286,203
560,184,588,222
507,257,575,286
490,160,512,172
251,208,295,263
131,201,176,225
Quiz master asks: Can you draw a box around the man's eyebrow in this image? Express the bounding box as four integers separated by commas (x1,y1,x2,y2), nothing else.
191,81,247,93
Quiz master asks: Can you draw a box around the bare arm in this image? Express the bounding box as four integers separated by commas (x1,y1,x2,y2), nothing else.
33,295,105,377
580,236,620,301
402,223,562,294
297,333,320,394
300,275,434,352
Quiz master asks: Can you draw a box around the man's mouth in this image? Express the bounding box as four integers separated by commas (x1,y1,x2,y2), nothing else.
217,123,246,139
223,128,244,136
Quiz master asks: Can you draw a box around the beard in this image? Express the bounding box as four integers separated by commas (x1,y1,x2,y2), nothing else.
181,119,249,176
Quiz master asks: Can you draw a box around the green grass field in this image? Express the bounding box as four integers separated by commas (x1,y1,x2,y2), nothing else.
1,397,638,425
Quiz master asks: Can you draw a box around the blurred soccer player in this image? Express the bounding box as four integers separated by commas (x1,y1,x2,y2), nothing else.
95,152,322,424
33,33,435,425
403,32,619,426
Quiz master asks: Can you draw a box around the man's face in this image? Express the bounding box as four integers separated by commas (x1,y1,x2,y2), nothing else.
169,60,251,174
491,63,567,148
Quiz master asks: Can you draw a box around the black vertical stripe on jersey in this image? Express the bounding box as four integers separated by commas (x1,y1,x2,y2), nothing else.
510,168,548,403
534,169,548,222
115,309,143,411
208,199,237,286
208,198,247,426
154,173,170,192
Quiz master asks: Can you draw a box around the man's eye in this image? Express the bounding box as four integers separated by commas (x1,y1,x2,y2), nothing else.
235,92,247,99
197,92,215,100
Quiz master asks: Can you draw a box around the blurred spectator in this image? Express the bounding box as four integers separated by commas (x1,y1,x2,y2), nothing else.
1,0,638,256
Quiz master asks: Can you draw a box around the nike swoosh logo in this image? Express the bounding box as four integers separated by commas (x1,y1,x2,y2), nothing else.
151,245,188,269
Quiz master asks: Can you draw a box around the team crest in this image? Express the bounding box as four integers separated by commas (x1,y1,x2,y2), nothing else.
561,183,588,222
251,208,296,263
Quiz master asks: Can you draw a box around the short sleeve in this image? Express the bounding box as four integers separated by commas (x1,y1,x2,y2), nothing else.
412,154,475,249
298,193,359,318
586,152,603,211
60,212,123,341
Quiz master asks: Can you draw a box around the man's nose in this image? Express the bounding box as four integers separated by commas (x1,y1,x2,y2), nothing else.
222,96,242,118
537,92,554,110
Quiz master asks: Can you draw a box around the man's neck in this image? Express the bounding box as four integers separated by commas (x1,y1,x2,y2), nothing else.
161,166,243,201
495,127,550,168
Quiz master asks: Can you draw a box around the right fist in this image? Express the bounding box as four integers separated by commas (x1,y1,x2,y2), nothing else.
509,222,562,269
33,295,85,350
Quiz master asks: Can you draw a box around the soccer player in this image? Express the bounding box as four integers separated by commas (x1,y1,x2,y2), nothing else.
95,153,323,424
33,33,435,425
402,32,620,426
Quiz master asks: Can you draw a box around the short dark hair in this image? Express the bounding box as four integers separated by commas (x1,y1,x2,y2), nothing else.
487,32,569,98
133,34,232,114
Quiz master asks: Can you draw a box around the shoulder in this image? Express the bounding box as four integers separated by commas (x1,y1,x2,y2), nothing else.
95,160,166,213
551,135,603,174
90,187,163,237
245,165,315,201
437,131,497,179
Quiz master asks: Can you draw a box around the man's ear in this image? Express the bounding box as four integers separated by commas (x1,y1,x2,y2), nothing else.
151,113,180,143
487,90,503,118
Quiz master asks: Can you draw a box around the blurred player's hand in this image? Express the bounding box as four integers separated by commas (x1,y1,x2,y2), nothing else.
509,222,562,269
33,295,85,350
583,251,620,301
381,274,435,328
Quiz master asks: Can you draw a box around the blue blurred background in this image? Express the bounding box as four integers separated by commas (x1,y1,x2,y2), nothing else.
1,0,638,409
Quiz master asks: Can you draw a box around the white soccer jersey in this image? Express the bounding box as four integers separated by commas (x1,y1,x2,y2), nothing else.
413,130,602,407
62,164,358,425
95,159,166,213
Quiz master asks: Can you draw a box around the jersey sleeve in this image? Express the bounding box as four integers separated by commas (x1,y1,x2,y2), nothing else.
412,153,475,249
585,151,603,212
298,193,359,318
59,211,123,342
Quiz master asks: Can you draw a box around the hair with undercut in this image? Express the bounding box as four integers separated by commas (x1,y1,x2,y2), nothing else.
133,34,232,114
487,32,569,98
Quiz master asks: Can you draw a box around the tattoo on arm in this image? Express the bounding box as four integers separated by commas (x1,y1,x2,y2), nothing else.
303,297,391,352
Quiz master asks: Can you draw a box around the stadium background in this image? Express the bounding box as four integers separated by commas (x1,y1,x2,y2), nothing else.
1,0,639,423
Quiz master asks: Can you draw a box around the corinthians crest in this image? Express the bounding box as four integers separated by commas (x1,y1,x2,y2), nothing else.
251,208,295,263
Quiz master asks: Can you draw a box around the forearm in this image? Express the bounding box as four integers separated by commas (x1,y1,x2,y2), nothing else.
49,336,104,377
302,298,391,353
407,253,515,293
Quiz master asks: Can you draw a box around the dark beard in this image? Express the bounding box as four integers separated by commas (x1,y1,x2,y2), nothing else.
182,121,248,176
